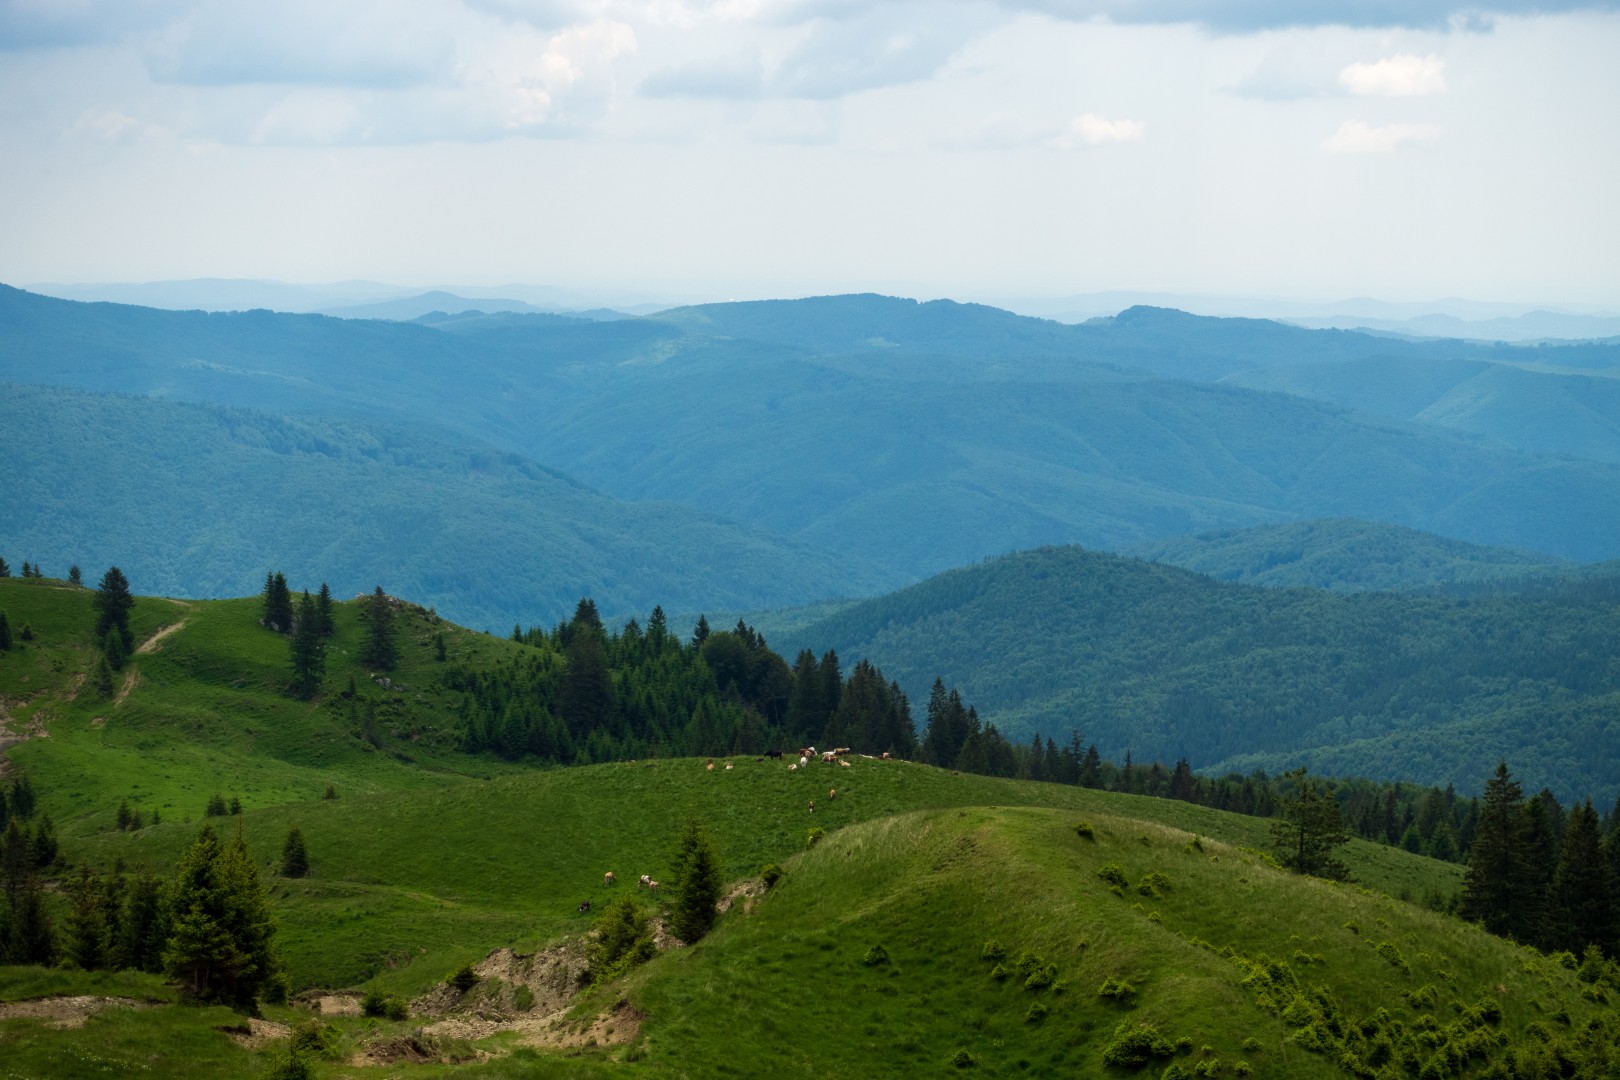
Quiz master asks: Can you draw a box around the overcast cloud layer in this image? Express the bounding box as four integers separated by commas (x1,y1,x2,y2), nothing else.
1,0,1616,304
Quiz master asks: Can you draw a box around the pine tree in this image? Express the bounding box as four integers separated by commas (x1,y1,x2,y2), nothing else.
314,583,334,637
0,557,8,577
263,572,293,633
93,566,135,653
1461,762,1539,941
65,866,107,971
691,614,710,646
1546,798,1615,957
20,561,31,578
163,825,278,1005
281,827,310,879
103,628,126,671
668,816,723,943
119,870,169,973
0,611,10,651
95,656,115,697
1269,769,1350,880
288,591,327,698
360,587,399,670
68,564,81,586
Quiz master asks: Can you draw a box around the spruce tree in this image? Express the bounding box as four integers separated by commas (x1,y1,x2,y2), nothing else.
263,572,293,633
281,827,310,879
0,557,8,577
1462,762,1539,941
65,866,107,971
1269,769,1350,880
163,825,277,1005
314,583,334,637
20,561,31,578
68,564,81,586
119,870,169,973
691,614,710,646
93,566,135,653
288,591,326,697
360,587,398,670
668,816,723,943
0,611,10,651
1546,798,1615,957
103,629,125,672
95,656,115,697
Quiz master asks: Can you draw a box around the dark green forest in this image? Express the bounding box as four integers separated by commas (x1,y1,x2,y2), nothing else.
782,545,1620,798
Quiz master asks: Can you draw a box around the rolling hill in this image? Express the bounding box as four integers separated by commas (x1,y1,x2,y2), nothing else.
1125,518,1568,592
780,545,1620,799
2,577,1613,1078
0,385,892,628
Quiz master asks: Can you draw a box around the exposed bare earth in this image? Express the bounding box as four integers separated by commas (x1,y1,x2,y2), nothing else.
220,1016,292,1049
0,996,157,1029
136,619,188,655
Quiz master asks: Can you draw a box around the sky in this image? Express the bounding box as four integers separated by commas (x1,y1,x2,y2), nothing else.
1,0,1618,307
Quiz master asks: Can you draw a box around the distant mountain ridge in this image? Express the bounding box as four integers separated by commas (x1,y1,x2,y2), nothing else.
1125,518,1566,591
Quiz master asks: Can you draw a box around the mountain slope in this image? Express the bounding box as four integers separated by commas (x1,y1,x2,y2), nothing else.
1125,518,1566,591
0,385,893,627
782,546,1620,798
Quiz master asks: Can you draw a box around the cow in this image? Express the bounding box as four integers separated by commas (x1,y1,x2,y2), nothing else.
604,871,616,886
881,752,891,760
822,751,836,764
765,750,784,759
829,788,837,799
578,899,592,913
808,800,815,813
638,874,653,889
648,880,660,895
799,755,809,768
706,760,715,771
725,762,734,770
839,758,852,768
789,763,798,771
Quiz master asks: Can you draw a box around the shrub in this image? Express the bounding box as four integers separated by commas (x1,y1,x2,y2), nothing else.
290,1019,340,1059
950,1047,977,1068
1161,1065,1192,1080
807,826,825,847
449,963,480,994
761,863,783,889
1138,871,1173,896
1240,1037,1262,1053
360,988,387,1017
863,944,890,966
513,985,535,1012
989,963,1008,981
1074,822,1096,840
1102,1022,1177,1067
1098,977,1136,1002
1375,941,1410,975
1097,863,1129,888
361,989,408,1019
1187,835,1205,853
262,1047,313,1080
384,996,409,1021
1025,1001,1048,1023
981,939,1007,962
1232,1062,1253,1076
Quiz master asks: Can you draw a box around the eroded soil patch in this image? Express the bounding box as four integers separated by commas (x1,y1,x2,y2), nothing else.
0,995,157,1029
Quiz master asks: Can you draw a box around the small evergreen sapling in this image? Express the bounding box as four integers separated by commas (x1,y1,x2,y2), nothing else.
281,827,310,878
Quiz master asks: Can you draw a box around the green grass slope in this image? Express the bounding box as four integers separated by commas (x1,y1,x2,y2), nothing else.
781,546,1620,799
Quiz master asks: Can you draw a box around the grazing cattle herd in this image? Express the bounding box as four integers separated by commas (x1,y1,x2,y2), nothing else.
595,748,887,911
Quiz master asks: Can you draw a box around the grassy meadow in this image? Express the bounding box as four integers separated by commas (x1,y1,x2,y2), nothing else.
9,576,1600,1080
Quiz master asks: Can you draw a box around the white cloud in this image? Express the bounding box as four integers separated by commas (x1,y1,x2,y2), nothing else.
1339,53,1447,95
1321,119,1441,153
1054,112,1144,146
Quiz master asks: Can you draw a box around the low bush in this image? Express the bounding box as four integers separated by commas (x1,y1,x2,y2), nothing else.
1098,977,1136,1002
1102,1022,1177,1068
761,864,783,889
448,963,480,994
1097,863,1129,888
1074,822,1096,840
981,939,1006,962
863,944,890,966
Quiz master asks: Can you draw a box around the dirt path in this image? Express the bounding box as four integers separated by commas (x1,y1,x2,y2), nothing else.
136,619,187,655
0,996,156,1029
112,669,141,708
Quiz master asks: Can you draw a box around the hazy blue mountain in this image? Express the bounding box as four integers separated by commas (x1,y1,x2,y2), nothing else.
22,278,411,312
6,284,1620,576
320,290,547,320
1287,310,1620,342
0,384,894,629
777,545,1620,800
1226,357,1620,463
1125,519,1565,591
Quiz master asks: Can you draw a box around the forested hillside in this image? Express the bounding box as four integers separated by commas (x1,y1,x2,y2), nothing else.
1126,518,1567,591
0,385,890,627
782,546,1620,798
7,285,1620,598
